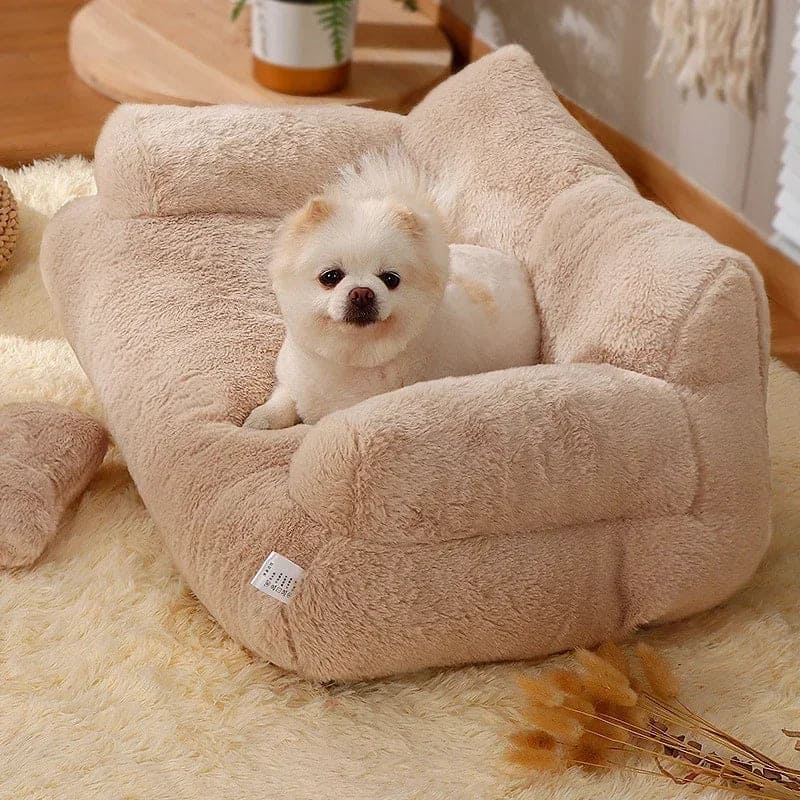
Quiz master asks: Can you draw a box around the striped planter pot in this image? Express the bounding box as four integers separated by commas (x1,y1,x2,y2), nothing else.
251,0,358,95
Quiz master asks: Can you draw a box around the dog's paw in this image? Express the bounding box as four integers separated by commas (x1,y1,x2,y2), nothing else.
242,401,298,430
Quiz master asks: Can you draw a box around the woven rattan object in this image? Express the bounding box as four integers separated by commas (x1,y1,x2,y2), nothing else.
0,176,19,272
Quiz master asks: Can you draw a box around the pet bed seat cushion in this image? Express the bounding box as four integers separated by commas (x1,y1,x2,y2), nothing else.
40,46,770,680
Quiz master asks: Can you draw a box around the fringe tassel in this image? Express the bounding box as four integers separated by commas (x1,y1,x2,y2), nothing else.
648,0,768,112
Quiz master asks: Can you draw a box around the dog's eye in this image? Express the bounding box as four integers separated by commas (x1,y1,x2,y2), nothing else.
318,269,344,287
378,271,401,290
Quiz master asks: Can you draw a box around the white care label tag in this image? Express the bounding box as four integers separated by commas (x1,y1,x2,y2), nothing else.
250,551,305,603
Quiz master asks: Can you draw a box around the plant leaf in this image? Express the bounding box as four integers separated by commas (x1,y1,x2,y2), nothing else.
315,0,355,65
230,0,248,22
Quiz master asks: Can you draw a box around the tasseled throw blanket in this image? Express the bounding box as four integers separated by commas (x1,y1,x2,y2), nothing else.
649,0,768,112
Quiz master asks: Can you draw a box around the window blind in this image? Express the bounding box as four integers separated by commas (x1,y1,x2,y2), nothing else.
774,17,800,260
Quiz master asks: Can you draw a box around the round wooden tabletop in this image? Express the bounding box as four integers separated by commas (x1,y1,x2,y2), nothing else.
69,0,453,113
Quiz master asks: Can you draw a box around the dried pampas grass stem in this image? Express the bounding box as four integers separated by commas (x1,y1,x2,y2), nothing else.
509,643,800,799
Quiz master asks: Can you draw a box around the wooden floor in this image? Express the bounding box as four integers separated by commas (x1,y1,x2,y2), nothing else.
0,0,115,166
2,0,799,370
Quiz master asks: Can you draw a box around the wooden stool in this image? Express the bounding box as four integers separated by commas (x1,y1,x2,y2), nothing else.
70,0,452,113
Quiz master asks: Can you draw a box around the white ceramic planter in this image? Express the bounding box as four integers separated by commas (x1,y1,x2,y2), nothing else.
251,0,358,95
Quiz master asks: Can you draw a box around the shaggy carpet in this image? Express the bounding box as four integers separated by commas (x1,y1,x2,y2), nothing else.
1,159,798,800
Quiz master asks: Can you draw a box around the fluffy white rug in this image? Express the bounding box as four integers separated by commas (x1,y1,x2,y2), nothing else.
1,159,798,800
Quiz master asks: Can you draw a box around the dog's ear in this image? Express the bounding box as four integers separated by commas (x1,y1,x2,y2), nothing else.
392,204,424,238
271,197,332,273
294,196,334,230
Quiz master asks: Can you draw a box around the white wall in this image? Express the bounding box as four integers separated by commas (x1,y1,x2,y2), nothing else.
440,0,796,237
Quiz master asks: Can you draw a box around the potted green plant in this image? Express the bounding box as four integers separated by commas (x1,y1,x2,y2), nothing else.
232,0,414,96
231,0,356,95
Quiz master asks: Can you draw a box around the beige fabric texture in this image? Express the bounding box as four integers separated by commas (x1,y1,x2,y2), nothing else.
39,46,770,682
3,156,798,800
0,402,108,568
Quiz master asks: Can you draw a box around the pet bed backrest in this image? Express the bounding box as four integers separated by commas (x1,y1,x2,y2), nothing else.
93,103,403,219
402,46,631,259
89,50,769,390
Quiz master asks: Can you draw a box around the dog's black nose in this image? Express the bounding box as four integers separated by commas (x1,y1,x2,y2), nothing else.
348,287,375,308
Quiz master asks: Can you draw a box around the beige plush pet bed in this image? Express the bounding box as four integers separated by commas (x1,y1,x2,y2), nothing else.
34,46,769,681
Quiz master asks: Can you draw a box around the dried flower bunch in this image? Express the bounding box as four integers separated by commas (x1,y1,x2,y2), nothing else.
509,642,800,799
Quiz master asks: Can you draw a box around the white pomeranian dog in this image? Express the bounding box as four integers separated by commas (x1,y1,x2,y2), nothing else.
244,150,539,429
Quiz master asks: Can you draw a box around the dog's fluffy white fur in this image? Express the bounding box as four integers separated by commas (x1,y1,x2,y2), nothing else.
244,150,539,428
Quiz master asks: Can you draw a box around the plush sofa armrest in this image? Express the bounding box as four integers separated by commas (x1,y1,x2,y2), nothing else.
94,103,402,219
289,363,697,541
